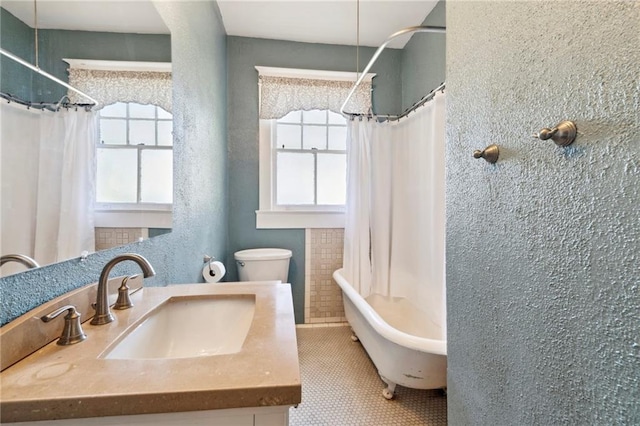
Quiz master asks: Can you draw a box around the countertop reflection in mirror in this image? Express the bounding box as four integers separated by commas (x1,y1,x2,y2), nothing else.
0,1,173,277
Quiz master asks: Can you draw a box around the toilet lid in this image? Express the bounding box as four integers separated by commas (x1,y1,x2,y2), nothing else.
234,248,292,261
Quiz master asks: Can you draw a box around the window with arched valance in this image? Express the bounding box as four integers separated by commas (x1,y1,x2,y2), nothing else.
257,66,373,120
65,59,172,112
256,67,374,229
65,59,173,230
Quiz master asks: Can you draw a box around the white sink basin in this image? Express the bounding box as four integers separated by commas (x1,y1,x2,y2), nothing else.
101,294,255,360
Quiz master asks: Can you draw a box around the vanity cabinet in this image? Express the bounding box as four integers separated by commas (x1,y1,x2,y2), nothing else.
1,283,301,425
3,406,289,426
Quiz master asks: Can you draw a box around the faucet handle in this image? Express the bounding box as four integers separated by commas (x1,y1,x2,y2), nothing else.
113,274,138,310
41,305,87,346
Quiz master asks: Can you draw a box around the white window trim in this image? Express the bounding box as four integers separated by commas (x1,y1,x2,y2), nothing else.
64,58,171,72
255,66,374,82
96,104,174,231
95,210,172,229
94,203,172,228
257,120,346,229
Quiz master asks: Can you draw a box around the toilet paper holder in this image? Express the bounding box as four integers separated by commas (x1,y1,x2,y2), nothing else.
203,255,215,274
202,255,226,283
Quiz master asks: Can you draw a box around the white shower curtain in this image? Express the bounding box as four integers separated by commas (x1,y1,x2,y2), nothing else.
1,102,97,274
343,92,446,328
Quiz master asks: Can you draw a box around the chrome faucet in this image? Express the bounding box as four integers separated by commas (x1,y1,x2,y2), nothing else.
0,254,40,269
91,253,155,325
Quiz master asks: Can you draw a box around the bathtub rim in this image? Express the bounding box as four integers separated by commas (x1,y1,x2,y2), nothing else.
333,268,447,356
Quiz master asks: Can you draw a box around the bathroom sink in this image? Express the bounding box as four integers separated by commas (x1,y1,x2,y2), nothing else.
101,294,255,360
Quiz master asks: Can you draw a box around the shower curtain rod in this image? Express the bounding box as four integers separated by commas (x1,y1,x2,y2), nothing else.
340,25,446,121
1,92,92,112
394,81,445,120
0,47,98,106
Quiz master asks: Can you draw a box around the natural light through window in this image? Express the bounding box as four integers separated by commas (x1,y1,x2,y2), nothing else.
255,65,373,229
97,102,173,205
274,109,347,207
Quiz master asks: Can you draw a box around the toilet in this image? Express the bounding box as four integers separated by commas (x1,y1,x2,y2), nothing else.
234,248,292,283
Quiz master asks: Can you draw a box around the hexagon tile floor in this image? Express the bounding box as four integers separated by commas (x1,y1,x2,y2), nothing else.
289,325,447,426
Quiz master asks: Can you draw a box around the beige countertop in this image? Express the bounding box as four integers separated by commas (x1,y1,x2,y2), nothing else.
0,283,301,423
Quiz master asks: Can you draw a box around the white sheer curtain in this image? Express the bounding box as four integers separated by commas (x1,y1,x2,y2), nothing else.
343,92,446,328
1,102,97,274
1,103,40,276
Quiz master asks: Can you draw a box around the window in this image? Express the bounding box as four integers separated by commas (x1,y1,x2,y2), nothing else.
96,102,173,207
256,66,374,229
258,111,349,229
64,59,173,229
274,110,347,207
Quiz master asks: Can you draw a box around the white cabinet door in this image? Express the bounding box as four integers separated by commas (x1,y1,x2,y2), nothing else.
5,406,290,426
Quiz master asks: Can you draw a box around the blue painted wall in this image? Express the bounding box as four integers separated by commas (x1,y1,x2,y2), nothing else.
400,0,445,111
0,1,227,325
35,29,170,102
446,1,639,423
0,8,34,100
225,36,403,323
0,7,170,103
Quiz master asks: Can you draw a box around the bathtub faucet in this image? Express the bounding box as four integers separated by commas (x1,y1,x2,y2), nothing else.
91,253,155,325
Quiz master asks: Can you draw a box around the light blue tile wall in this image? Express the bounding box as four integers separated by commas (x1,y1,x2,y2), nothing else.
446,1,640,423
226,37,402,323
0,1,228,326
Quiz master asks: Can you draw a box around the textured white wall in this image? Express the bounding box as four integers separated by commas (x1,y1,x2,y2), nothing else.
446,1,639,423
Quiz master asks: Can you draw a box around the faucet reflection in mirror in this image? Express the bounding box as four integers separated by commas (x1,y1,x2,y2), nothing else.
91,253,155,326
0,254,40,271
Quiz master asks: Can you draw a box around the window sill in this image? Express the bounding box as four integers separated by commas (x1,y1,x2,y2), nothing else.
256,210,345,229
95,209,172,229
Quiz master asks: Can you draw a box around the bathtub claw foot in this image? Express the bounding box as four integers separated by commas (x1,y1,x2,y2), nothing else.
380,376,396,400
350,333,359,342
382,386,395,400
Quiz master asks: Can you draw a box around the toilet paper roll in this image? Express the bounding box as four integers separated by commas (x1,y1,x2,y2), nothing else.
202,261,226,283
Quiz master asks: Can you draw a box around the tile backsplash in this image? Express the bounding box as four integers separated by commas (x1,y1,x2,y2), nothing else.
95,228,147,251
305,228,345,323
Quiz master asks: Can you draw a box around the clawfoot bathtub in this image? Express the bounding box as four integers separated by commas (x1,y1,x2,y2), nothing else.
333,268,447,399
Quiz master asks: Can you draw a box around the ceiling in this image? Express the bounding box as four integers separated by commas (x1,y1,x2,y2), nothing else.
1,0,439,49
1,1,170,34
217,1,439,48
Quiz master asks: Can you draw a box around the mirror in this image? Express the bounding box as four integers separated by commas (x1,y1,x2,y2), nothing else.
0,1,172,277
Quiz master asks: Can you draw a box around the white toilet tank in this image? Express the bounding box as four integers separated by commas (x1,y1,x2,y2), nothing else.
234,248,292,283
